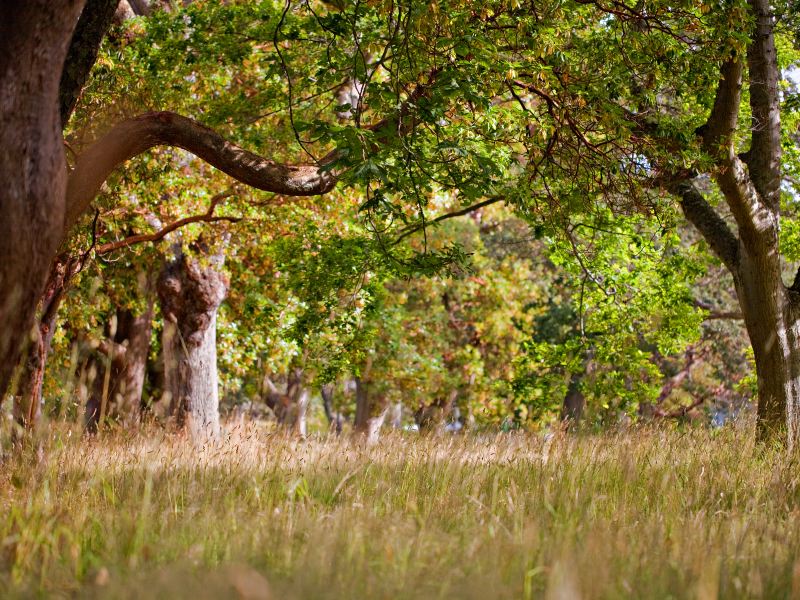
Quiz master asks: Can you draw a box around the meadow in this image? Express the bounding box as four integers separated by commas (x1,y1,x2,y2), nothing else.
0,422,798,599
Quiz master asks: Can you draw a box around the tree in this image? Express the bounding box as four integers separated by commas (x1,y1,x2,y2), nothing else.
662,1,797,441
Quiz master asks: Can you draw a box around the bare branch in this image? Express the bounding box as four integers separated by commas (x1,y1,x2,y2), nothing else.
94,191,241,255
393,197,504,245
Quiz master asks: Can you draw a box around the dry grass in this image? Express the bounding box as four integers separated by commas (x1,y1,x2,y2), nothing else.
0,421,799,598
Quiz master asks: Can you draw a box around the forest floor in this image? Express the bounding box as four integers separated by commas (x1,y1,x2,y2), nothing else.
0,421,798,599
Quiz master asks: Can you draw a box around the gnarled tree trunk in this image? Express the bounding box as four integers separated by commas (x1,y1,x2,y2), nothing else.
158,250,227,440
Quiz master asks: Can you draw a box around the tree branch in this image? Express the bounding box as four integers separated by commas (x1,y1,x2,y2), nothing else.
94,191,240,255
699,57,743,154
393,197,504,245
672,181,739,271
59,0,120,129
95,192,242,255
744,0,782,210
64,112,339,236
698,54,774,252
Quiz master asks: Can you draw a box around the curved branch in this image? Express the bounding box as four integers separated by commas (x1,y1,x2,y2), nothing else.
393,197,504,245
65,111,339,235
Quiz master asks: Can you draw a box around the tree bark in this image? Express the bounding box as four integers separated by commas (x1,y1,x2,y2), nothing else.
264,368,310,437
0,1,86,397
158,250,227,439
109,302,155,425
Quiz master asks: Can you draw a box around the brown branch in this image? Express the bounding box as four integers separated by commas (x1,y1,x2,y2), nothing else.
699,57,743,155
699,54,774,252
64,112,339,236
64,70,440,240
95,191,240,255
392,197,504,245
671,181,740,271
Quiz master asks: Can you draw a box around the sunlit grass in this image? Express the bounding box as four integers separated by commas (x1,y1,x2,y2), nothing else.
0,421,798,598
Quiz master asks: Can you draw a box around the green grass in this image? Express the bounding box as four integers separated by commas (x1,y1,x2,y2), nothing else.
1,422,799,598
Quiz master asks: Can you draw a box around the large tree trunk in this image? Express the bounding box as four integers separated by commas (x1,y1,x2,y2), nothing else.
158,250,227,440
734,249,800,441
0,1,86,397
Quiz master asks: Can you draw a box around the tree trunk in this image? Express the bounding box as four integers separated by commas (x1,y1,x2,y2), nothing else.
559,374,585,428
0,1,86,397
353,377,388,444
734,249,798,441
158,251,227,440
320,382,343,434
109,302,155,426
264,368,310,437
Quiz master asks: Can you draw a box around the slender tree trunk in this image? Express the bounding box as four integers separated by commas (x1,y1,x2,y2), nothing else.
320,382,343,434
0,1,86,397
13,254,80,429
158,251,228,440
560,374,585,428
353,377,388,444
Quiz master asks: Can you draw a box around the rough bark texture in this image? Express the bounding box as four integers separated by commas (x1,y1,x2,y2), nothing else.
0,0,86,397
109,302,155,425
158,252,228,439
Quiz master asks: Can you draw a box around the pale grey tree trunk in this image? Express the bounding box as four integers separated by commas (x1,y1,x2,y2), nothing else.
158,250,227,440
